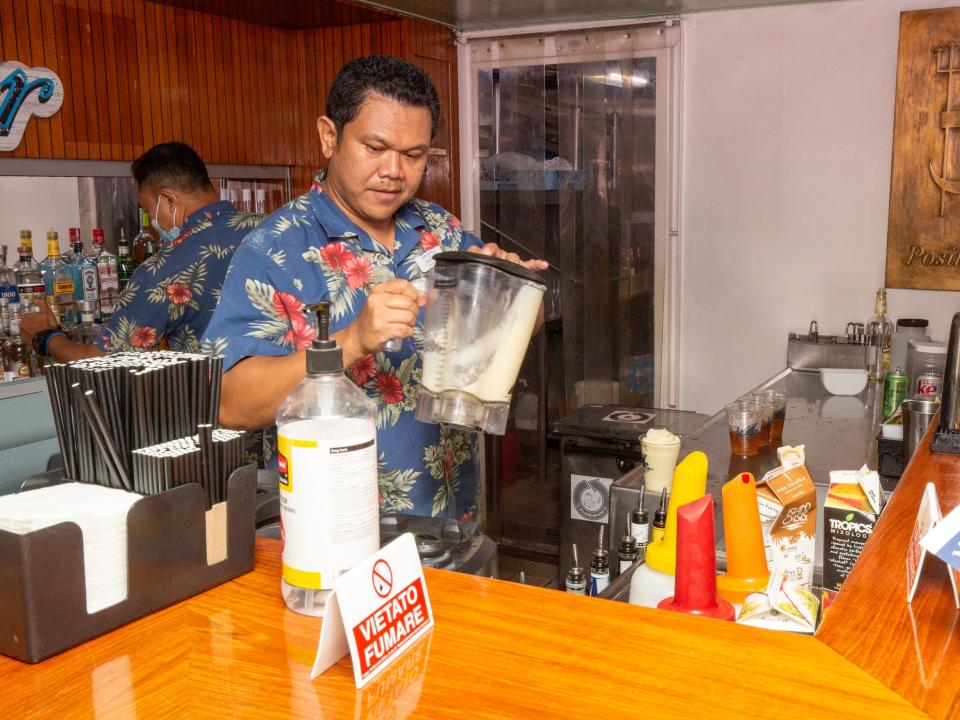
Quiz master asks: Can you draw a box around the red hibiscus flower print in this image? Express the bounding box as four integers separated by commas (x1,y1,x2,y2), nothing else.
447,215,462,228
320,242,351,272
284,313,316,350
419,230,440,250
312,180,324,193
271,290,303,321
343,253,374,290
350,354,376,385
130,326,158,349
375,371,404,404
165,282,192,305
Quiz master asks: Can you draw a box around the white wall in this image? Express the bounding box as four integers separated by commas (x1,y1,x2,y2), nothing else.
680,0,960,415
0,177,80,262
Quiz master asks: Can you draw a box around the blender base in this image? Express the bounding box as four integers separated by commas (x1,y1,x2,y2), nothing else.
415,386,510,435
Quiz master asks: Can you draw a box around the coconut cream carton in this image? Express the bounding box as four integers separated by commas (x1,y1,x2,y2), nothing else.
822,465,884,591
757,446,817,590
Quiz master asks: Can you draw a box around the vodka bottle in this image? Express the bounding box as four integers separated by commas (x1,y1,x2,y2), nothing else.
40,230,76,325
92,228,119,321
13,231,44,312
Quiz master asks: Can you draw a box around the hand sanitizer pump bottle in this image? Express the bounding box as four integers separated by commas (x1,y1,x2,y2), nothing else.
276,302,379,616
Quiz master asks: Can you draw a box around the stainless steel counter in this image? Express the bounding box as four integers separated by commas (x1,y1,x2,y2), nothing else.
605,367,889,599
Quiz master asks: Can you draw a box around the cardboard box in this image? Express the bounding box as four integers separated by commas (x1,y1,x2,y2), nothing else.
822,466,883,592
758,458,817,590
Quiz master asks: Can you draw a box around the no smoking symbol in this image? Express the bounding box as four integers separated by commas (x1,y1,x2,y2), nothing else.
372,559,393,598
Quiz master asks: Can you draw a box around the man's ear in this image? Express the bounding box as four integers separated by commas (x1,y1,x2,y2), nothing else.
317,115,338,159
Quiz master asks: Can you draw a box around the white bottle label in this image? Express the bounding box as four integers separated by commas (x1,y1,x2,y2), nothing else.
619,559,634,574
589,570,609,596
631,521,650,545
277,418,379,591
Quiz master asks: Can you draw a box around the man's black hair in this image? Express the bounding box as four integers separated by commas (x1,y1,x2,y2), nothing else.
326,55,440,138
131,142,212,194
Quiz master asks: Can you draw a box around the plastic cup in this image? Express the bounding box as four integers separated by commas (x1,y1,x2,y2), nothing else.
748,392,774,447
763,391,787,445
641,429,682,493
725,400,763,457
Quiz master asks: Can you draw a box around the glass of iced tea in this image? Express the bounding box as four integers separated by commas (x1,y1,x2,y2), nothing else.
726,400,763,456
762,391,787,446
748,392,774,447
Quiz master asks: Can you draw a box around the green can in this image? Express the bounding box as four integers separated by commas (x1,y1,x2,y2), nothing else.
883,367,909,419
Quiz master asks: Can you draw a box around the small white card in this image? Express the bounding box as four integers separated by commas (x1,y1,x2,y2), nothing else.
310,533,435,688
919,500,960,609
906,483,958,607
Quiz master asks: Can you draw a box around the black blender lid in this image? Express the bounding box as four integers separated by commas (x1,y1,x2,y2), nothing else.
896,318,928,328
434,251,546,286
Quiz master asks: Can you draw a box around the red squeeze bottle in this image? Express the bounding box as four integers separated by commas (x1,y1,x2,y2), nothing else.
657,495,735,621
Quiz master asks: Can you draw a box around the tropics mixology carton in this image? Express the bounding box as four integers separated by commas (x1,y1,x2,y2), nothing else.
757,446,817,589
822,465,884,592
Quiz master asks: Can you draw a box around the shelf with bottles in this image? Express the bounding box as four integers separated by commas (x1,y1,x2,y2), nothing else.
214,178,286,217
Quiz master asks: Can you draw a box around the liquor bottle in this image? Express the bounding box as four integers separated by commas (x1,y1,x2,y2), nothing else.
91,228,119,321
40,230,76,325
241,187,253,213
255,188,266,215
68,227,99,326
3,307,32,381
866,288,893,382
132,209,155,265
13,231,44,312
0,245,17,307
117,228,136,293
0,297,9,343
73,300,101,345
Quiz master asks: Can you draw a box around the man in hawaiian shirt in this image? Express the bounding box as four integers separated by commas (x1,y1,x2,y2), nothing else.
21,142,261,361
203,56,546,518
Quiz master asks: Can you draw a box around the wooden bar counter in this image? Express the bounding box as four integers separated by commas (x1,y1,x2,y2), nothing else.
819,413,960,720
0,540,925,719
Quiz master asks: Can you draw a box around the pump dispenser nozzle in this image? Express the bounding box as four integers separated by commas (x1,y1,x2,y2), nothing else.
304,302,343,373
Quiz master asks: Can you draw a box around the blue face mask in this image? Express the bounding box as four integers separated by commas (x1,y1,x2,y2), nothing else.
151,196,181,243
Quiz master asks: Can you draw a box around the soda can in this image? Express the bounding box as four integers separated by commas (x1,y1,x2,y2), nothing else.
883,368,909,419
915,372,943,398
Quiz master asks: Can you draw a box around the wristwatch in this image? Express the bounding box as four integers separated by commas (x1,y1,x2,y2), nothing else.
33,328,65,357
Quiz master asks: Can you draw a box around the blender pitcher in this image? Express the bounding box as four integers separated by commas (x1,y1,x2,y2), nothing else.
416,251,546,435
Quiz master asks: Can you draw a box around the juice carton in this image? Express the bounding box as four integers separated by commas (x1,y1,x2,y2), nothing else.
757,448,817,590
822,465,883,591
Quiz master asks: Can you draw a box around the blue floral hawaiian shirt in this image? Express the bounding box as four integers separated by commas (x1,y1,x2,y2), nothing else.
97,201,261,353
202,173,483,519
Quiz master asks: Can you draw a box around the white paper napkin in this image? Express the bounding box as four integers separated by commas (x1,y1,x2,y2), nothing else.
0,483,142,613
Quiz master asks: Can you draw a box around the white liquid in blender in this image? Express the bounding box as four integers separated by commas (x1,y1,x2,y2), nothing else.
422,283,543,403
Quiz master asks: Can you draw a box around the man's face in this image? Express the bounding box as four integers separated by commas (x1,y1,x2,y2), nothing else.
319,92,432,229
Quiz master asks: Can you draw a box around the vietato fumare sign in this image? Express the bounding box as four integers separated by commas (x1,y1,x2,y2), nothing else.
886,9,960,290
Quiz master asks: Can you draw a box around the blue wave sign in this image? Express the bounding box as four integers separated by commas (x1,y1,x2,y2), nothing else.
0,61,63,151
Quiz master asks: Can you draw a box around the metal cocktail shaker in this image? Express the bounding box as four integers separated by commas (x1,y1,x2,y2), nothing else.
932,312,960,454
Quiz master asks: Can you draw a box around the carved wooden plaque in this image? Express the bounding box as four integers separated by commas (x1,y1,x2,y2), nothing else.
887,8,960,290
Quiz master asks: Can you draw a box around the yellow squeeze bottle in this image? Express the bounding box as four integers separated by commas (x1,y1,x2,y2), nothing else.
644,451,708,576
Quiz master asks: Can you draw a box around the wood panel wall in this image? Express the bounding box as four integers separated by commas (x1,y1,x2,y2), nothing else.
0,0,460,212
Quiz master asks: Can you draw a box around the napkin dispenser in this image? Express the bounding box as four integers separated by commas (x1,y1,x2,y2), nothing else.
0,465,256,663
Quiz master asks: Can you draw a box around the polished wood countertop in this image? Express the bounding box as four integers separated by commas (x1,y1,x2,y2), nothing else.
1,539,923,719
819,412,960,720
